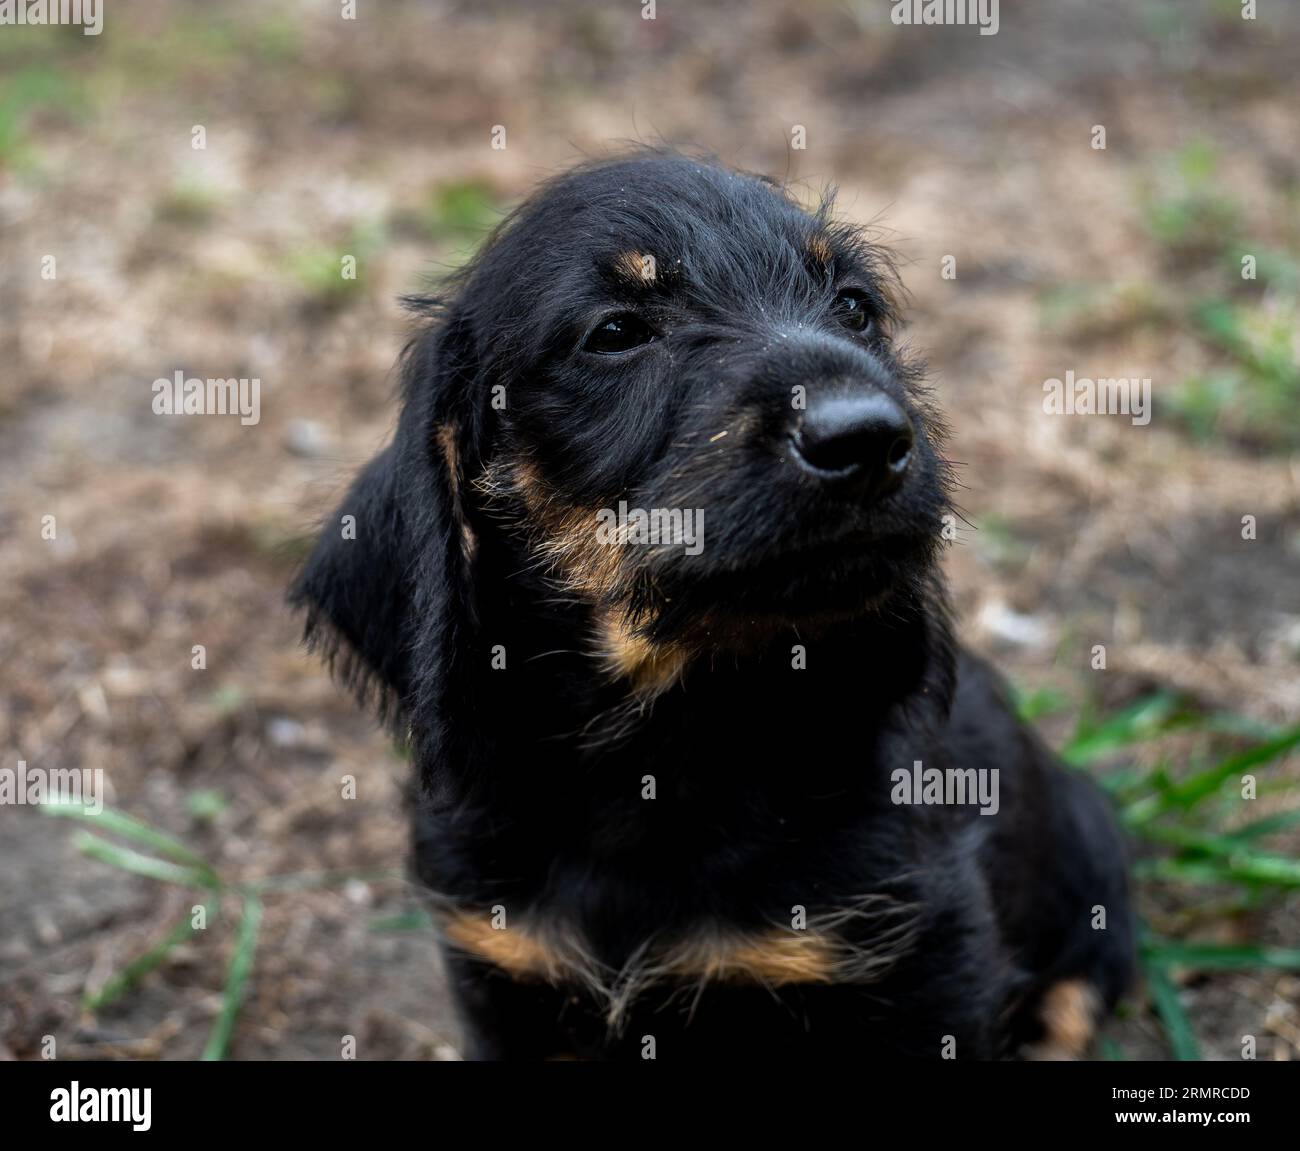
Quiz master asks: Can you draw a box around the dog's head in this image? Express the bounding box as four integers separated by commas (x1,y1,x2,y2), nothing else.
293,151,952,738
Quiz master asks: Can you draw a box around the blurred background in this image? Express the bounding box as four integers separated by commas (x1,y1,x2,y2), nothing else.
1,0,1298,1060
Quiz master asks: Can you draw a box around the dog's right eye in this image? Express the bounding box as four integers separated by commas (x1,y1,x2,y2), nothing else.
583,314,657,355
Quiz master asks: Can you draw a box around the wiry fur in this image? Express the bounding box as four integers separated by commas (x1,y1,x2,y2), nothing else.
291,149,1134,1060
432,889,921,1037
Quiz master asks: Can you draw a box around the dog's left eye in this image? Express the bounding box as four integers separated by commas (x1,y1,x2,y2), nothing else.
832,290,875,334
583,314,657,355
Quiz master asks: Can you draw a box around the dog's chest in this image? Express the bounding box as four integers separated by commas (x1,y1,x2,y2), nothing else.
433,875,924,1018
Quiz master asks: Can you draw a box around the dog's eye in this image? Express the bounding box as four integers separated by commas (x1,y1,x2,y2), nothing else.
832,290,875,334
584,314,657,355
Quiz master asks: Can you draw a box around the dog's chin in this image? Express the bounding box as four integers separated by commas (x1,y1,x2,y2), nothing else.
645,529,937,638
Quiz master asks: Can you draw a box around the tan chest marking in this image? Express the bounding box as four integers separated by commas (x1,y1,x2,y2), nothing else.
659,929,838,985
439,909,860,987
441,911,563,981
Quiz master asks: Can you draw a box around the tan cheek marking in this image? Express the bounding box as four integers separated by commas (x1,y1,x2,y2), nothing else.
595,610,690,698
499,459,627,599
459,521,478,562
435,423,477,560
483,460,695,692
435,424,460,498
1025,979,1103,1060
542,509,625,599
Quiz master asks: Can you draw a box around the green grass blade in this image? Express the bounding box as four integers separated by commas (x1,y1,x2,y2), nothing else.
1143,940,1300,971
1062,692,1184,766
1134,858,1226,885
1145,962,1200,1061
1135,855,1300,889
1094,763,1164,795
369,909,434,933
1209,856,1300,886
1224,808,1300,842
44,802,216,874
250,867,400,893
74,832,220,889
1014,685,1070,722
84,902,218,1012
1170,725,1300,808
1099,1037,1127,1061
1130,822,1300,871
1201,712,1283,741
1122,724,1300,824
202,892,263,1061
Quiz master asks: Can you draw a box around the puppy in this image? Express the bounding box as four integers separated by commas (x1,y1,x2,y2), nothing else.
292,150,1133,1060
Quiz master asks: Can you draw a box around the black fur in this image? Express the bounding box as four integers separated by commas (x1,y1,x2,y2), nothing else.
291,150,1134,1060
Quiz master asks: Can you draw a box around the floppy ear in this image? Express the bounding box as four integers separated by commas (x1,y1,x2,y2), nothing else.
290,308,481,753
290,443,413,716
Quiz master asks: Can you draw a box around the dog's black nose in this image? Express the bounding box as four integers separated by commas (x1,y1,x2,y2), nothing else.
791,393,914,498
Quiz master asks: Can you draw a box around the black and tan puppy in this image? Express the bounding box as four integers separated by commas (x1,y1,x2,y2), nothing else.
292,150,1133,1060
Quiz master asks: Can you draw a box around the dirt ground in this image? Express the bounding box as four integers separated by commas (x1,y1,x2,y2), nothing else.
1,0,1298,1061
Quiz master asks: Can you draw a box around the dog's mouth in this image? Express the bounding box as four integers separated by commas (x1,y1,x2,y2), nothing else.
645,521,937,626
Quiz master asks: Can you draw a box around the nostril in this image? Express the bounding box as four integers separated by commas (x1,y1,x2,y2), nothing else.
793,427,867,475
886,433,913,472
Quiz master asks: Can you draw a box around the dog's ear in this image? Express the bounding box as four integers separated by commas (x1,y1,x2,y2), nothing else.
291,442,413,716
290,307,482,743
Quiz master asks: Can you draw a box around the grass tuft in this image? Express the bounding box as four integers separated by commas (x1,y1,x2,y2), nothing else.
39,801,396,1058
1028,691,1300,1058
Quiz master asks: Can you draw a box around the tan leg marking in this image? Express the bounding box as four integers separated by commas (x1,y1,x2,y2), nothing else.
1025,979,1103,1060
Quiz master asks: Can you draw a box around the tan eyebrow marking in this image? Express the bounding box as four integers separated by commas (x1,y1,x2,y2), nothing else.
614,250,657,284
806,232,834,265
